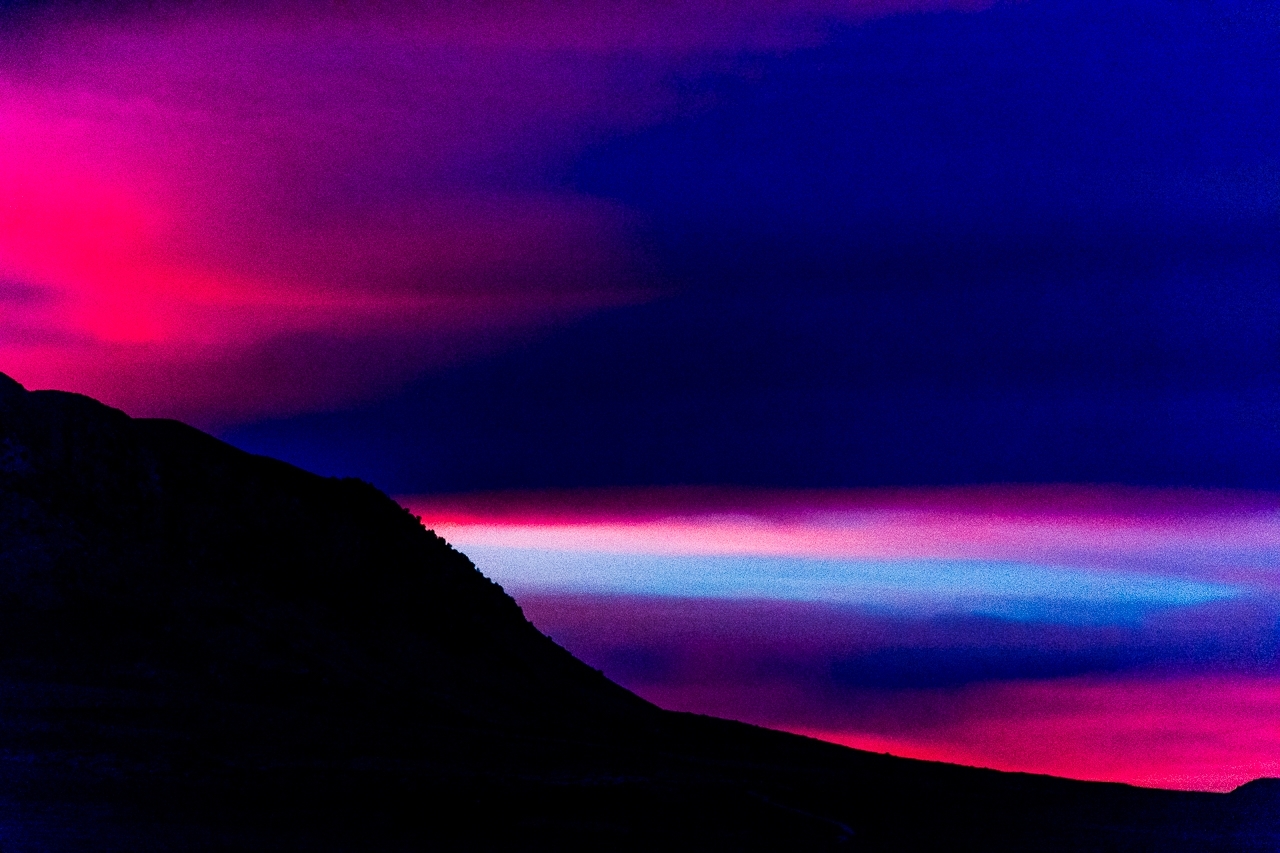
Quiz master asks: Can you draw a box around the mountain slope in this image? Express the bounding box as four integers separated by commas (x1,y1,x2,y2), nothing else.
0,372,1274,851
0,372,645,723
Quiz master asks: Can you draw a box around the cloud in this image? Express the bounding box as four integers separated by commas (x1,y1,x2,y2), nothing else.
0,0,992,423
518,593,1280,791
411,485,1280,790
406,485,1280,588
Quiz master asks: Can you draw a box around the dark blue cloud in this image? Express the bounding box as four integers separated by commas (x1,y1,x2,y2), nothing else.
574,0,1278,251
225,0,1280,493
518,595,1280,693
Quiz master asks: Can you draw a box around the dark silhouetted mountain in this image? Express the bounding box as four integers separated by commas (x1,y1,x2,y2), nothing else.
0,372,1275,851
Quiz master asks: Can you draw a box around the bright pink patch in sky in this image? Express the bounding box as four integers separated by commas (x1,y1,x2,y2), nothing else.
0,0,991,424
405,486,1280,791
785,676,1280,792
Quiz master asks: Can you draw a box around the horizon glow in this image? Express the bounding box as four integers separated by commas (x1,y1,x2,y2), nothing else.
404,486,1280,792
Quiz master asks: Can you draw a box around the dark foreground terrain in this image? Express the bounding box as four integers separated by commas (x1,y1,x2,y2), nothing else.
0,372,1275,851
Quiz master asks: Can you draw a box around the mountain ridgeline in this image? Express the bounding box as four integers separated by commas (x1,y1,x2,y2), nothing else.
0,371,641,726
0,372,1275,851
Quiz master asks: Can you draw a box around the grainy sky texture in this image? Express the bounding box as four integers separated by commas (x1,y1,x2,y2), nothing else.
1,1,1275,491
1,0,993,424
3,0,1277,791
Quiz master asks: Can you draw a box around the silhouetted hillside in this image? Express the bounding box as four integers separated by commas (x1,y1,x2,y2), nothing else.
0,372,644,726
0,372,1275,851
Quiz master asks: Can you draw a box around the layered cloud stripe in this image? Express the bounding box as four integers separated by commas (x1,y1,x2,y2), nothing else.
404,487,1280,791
459,548,1237,623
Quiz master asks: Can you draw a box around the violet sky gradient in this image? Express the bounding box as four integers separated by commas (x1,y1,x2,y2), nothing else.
0,0,993,423
224,0,1280,491
3,0,1279,792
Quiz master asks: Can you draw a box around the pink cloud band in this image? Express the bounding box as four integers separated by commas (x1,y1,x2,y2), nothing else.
0,0,993,423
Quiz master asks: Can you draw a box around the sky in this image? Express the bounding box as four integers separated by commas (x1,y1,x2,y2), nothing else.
2,0,1278,791
404,486,1280,791
222,0,1278,491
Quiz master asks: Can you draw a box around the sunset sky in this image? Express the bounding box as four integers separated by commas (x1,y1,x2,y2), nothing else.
405,486,1280,791
2,0,1277,790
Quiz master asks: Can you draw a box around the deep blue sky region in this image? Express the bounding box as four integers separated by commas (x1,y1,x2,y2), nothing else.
228,0,1280,493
